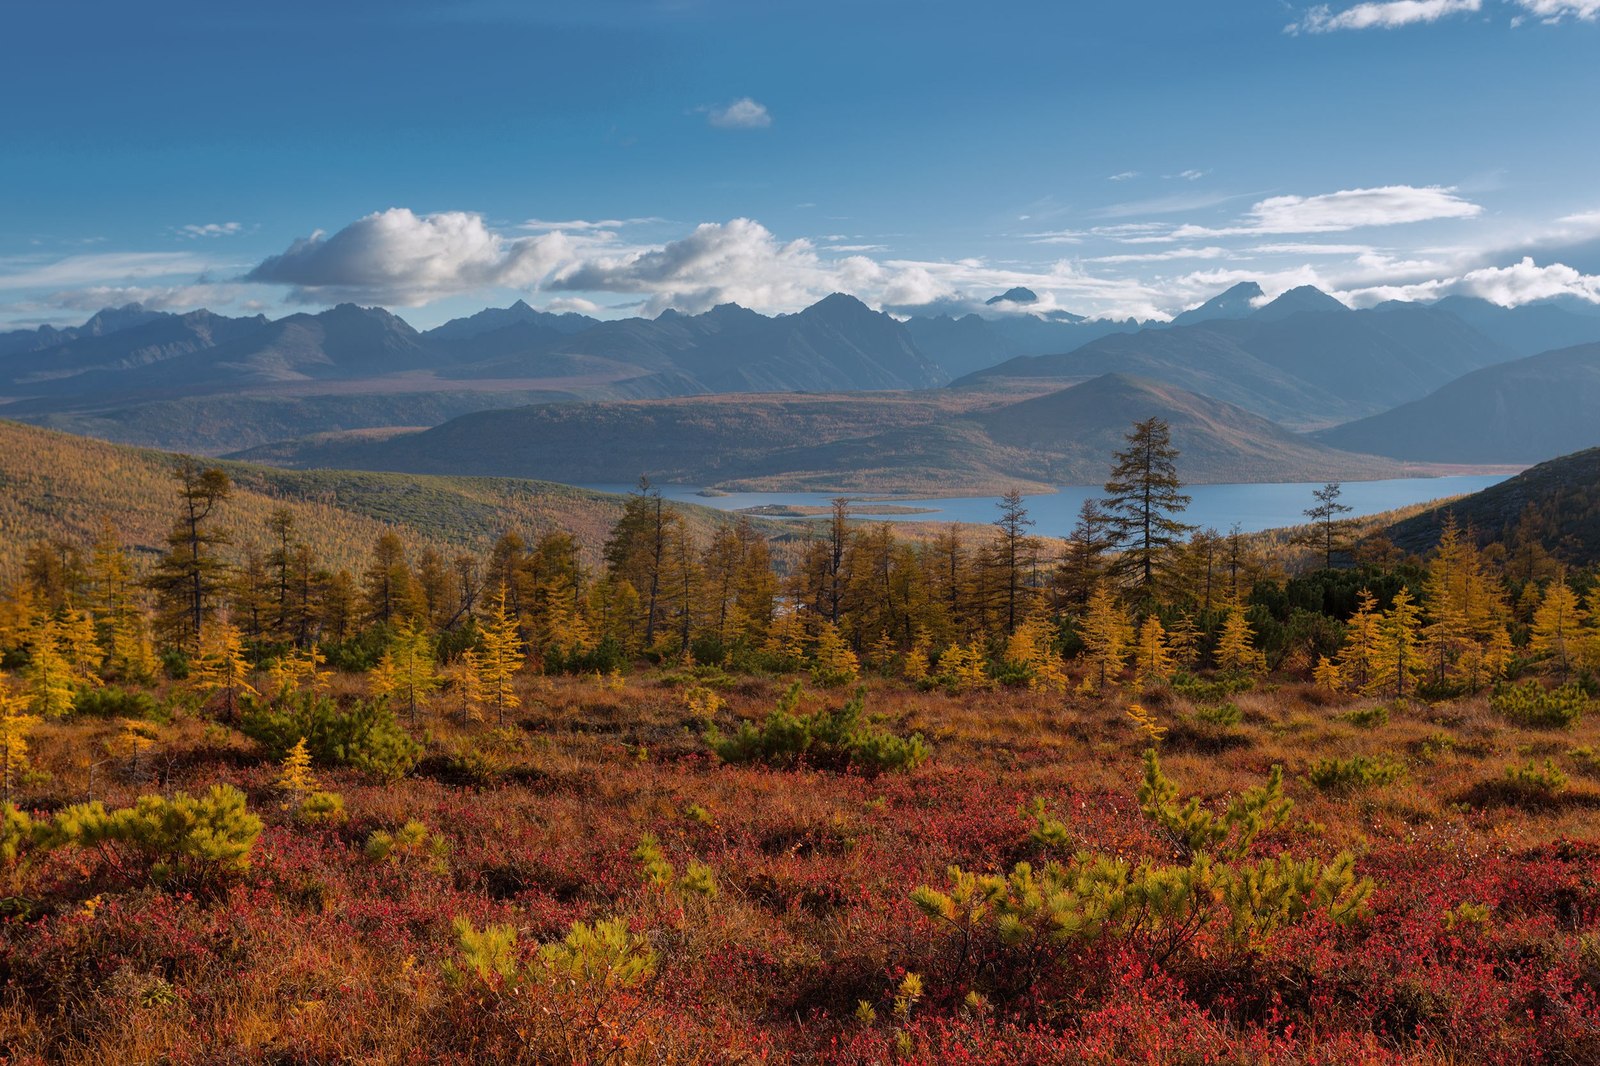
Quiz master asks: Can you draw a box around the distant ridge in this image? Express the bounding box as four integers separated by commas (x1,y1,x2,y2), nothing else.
234,372,1415,492
1316,341,1600,463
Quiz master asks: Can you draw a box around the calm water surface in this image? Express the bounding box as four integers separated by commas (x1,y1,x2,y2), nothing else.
581,475,1510,535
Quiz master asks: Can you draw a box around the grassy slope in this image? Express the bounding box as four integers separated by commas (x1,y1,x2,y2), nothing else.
0,420,753,576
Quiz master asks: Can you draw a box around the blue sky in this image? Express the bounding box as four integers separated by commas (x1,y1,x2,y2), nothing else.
2,0,1598,328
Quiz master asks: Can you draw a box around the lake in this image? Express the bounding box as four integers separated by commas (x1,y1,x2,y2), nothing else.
581,475,1511,535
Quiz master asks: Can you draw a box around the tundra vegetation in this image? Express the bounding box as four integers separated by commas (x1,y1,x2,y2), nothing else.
2,419,1599,1064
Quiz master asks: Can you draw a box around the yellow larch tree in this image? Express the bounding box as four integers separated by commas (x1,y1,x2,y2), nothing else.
1077,582,1132,694
477,592,524,727
0,684,41,804
811,620,860,686
276,737,317,806
26,621,79,718
1006,610,1068,694
1374,588,1424,699
1334,589,1383,693
1531,573,1583,678
192,619,257,719
1214,602,1264,676
1133,615,1174,692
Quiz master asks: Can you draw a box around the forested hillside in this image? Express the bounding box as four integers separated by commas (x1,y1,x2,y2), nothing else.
0,420,743,576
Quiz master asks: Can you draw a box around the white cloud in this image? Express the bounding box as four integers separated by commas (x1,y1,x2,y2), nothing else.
179,222,244,239
246,208,586,305
706,97,772,129
1176,169,1209,181
1107,171,1139,182
1290,0,1481,34
545,296,604,314
548,218,826,314
1174,185,1482,237
1340,256,1600,306
1513,0,1600,22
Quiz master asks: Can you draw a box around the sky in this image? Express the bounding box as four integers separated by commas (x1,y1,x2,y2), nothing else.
2,0,1599,329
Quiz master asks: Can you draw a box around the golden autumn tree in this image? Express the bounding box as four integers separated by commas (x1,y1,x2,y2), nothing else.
1077,582,1132,694
1374,588,1424,699
193,619,256,719
1334,589,1383,693
1214,603,1264,676
1531,573,1584,678
0,685,40,804
1133,615,1174,691
477,591,524,726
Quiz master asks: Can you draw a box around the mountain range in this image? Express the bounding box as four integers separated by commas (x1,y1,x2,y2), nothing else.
3,283,1599,488
231,373,1418,492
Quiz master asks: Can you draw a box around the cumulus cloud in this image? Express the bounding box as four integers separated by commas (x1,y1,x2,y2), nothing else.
547,218,826,314
705,97,772,129
246,208,582,305
1289,0,1481,34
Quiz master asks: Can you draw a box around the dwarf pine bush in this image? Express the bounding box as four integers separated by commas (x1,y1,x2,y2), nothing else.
449,914,657,993
913,751,1372,974
1501,759,1569,801
1308,754,1406,792
1492,681,1589,729
39,785,261,885
365,819,448,869
241,691,421,782
705,682,929,774
296,790,345,825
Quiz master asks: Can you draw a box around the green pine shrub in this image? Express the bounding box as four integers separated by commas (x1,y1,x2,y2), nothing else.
705,682,929,774
240,691,421,783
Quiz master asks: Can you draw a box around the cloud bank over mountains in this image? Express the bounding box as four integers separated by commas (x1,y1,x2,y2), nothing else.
224,184,1600,320
5,182,1600,326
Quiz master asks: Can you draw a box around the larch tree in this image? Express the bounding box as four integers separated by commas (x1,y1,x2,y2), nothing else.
477,589,524,726
993,490,1035,635
0,685,40,804
383,622,440,724
1214,603,1264,676
147,459,232,647
193,619,256,720
1531,573,1583,677
604,478,678,648
1102,417,1195,596
1335,589,1383,693
25,622,78,718
1300,482,1353,568
1077,582,1132,693
1133,615,1174,691
1057,498,1115,609
1375,588,1424,699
